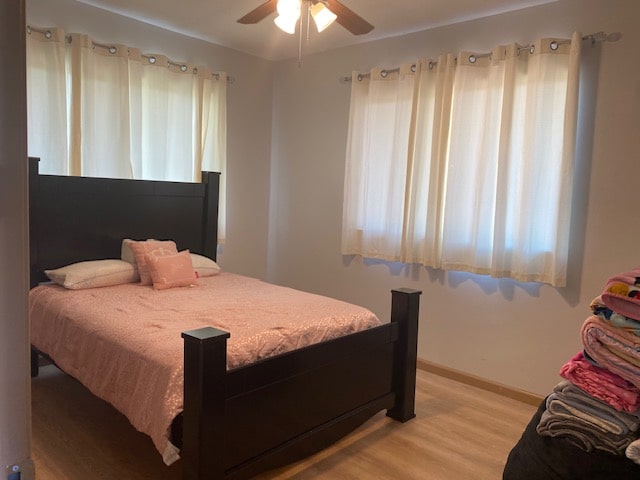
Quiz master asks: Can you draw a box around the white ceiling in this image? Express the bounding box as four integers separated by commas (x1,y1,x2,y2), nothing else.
76,0,558,61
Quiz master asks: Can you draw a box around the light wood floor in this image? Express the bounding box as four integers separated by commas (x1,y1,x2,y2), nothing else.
32,365,537,479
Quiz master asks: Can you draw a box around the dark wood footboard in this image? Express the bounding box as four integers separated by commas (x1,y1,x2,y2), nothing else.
182,288,421,480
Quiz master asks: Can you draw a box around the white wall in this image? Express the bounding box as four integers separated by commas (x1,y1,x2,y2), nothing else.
268,0,640,396
26,0,274,280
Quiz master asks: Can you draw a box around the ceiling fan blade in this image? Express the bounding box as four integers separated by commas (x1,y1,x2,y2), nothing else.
325,0,374,35
237,0,278,24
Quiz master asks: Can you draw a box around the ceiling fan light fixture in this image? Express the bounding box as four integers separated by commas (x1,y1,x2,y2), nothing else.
274,0,301,34
310,2,337,32
276,0,301,19
274,14,298,34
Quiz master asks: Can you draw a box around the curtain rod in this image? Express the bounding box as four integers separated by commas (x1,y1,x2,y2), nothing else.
339,31,621,84
27,25,235,84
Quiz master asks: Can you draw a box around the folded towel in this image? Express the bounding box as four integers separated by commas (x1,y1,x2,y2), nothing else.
536,382,639,455
601,267,640,321
547,381,640,435
591,295,640,336
560,351,640,413
581,315,640,389
537,409,634,454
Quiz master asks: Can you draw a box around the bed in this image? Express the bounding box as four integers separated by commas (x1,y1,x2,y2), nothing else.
28,157,422,480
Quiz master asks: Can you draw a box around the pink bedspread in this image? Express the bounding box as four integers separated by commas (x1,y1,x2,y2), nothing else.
29,273,381,464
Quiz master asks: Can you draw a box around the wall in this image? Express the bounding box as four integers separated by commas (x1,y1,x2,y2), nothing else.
0,1,34,478
269,0,640,396
26,0,274,281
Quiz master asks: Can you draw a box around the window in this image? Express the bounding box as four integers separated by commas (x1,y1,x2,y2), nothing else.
342,35,581,286
26,27,227,241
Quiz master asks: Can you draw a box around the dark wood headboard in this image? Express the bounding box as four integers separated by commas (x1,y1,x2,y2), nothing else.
28,157,220,287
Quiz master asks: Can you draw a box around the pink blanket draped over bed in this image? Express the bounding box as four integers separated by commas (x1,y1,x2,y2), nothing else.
29,272,381,465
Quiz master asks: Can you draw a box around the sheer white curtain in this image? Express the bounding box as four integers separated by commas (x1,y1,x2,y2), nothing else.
26,27,68,174
342,64,416,260
26,27,228,242
67,33,133,178
342,33,581,286
199,70,228,240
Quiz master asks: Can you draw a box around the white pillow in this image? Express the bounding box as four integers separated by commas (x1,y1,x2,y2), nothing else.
190,253,221,277
121,238,138,265
121,239,220,278
45,259,140,290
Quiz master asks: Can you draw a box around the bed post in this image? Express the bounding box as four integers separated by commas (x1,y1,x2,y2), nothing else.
200,171,220,261
387,288,421,423
29,157,40,378
181,326,230,480
30,348,39,378
28,156,40,289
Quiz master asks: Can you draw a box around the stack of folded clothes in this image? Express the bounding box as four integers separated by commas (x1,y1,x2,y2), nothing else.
503,267,640,479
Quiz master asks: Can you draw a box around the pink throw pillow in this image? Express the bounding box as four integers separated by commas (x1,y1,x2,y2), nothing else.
128,240,178,285
146,250,198,290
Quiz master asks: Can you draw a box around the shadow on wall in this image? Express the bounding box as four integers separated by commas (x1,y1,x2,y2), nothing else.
343,255,543,300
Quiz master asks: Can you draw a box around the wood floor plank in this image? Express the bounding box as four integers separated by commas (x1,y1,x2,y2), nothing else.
32,365,537,479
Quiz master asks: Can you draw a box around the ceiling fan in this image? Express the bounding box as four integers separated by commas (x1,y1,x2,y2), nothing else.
237,0,374,35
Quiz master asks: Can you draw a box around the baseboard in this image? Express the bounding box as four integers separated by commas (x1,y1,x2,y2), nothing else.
417,359,544,407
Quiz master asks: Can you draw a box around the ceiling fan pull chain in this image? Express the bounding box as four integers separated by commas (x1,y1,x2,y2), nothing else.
298,17,302,67
306,2,311,44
